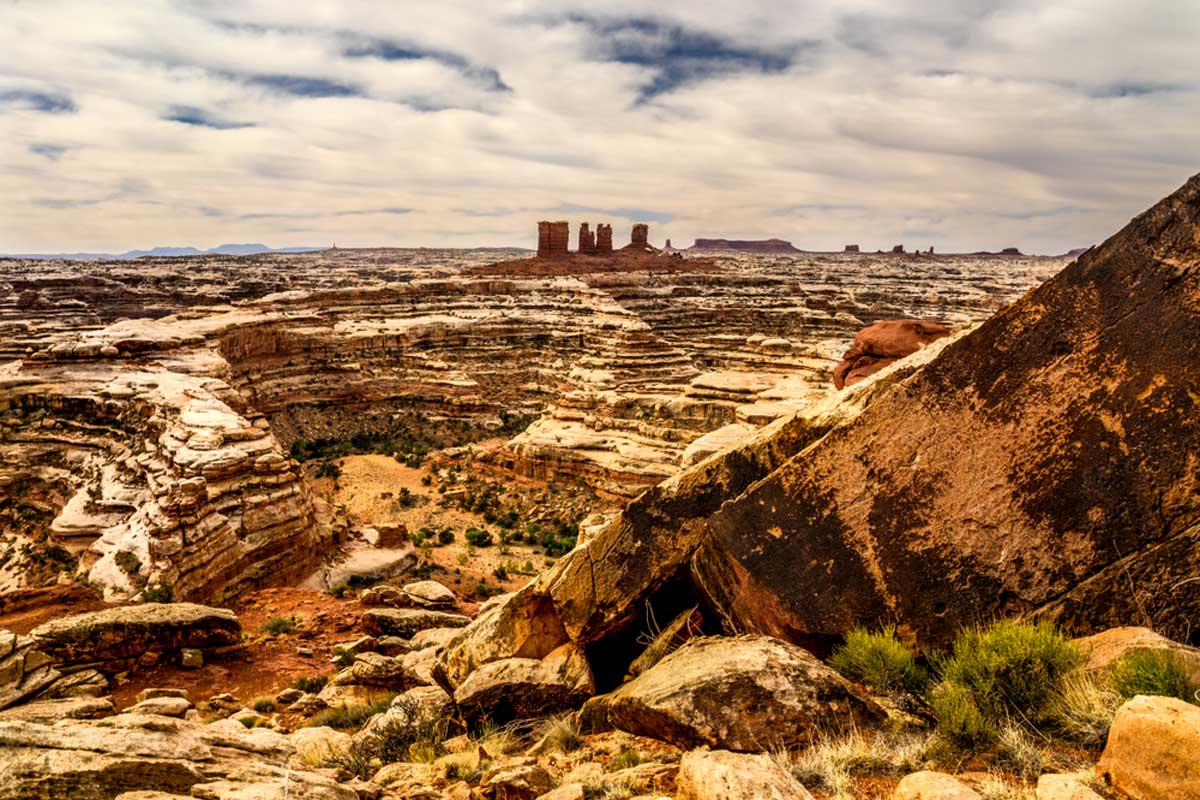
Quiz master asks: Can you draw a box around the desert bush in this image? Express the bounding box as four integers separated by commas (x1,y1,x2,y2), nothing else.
1109,649,1195,702
292,674,329,694
252,697,277,714
1049,672,1122,746
325,696,448,778
930,681,996,750
261,616,299,635
326,582,350,599
437,528,455,545
332,647,355,668
829,626,928,693
143,581,174,603
937,619,1082,727
465,527,493,547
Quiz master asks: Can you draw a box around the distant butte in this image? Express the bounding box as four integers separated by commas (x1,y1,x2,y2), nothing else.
688,238,800,253
471,221,718,276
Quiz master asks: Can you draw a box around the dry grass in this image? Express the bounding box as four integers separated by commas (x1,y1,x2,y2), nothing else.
775,729,935,800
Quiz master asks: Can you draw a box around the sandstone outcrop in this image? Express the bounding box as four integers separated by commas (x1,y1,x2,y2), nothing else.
832,318,951,389
894,772,982,800
1098,694,1200,800
361,608,469,638
0,712,356,800
537,221,570,258
28,602,240,663
453,642,593,723
580,635,880,751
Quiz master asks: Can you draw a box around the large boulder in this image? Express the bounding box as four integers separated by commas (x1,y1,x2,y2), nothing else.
894,772,982,800
580,635,881,751
1097,694,1200,800
453,643,593,722
832,319,951,389
28,604,241,664
676,749,814,799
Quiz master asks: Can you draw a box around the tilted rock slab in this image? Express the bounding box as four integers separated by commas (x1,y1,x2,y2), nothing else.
579,635,881,751
453,642,594,723
693,173,1200,645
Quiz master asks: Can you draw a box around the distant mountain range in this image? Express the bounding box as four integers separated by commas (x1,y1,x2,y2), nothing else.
2,243,325,260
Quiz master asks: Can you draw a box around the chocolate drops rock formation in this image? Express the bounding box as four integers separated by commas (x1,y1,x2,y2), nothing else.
438,173,1200,691
832,318,952,389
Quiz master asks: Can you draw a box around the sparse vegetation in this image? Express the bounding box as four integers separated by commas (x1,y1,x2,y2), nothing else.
292,674,330,694
323,696,447,778
464,527,493,547
609,743,645,771
1109,649,1195,702
252,697,277,714
307,694,394,731
143,582,174,603
534,714,583,754
783,730,935,798
931,619,1081,748
1049,671,1122,746
829,626,929,694
261,616,299,635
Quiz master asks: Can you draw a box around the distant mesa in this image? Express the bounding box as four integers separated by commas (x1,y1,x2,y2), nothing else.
844,244,860,253
2,243,324,261
688,238,800,253
971,247,1024,256
891,244,905,254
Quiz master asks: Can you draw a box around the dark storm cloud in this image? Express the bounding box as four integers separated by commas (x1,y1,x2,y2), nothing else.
564,15,807,102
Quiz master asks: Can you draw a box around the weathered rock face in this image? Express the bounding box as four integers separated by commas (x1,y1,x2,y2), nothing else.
693,174,1200,645
832,319,951,389
894,771,982,800
595,224,613,252
1098,695,1200,800
537,221,570,257
580,635,881,751
453,642,594,723
631,224,649,246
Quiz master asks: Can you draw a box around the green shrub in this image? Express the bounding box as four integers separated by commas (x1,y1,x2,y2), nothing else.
326,582,350,599
829,626,928,693
437,528,455,546
262,616,299,635
1110,649,1195,702
937,620,1082,726
332,647,356,668
930,681,995,750
143,582,174,603
465,528,493,547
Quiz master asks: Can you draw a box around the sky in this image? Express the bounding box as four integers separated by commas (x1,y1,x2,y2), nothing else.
2,0,1199,255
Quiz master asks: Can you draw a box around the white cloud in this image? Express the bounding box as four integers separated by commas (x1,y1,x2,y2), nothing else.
0,0,1198,254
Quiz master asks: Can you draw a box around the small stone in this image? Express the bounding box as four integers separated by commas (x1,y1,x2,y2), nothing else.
296,646,314,657
136,687,190,704
127,696,192,717
275,687,303,705
180,648,203,668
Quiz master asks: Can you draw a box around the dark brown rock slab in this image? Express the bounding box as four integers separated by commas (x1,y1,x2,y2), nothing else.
28,603,241,664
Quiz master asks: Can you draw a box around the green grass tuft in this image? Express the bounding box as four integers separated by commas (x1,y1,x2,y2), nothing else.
1110,649,1195,702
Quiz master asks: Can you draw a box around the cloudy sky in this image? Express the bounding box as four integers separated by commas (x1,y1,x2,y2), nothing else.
2,0,1198,254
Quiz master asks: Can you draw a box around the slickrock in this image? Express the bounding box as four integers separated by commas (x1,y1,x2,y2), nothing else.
0,711,343,800
676,749,814,800
1035,774,1104,800
1098,695,1200,800
580,636,880,751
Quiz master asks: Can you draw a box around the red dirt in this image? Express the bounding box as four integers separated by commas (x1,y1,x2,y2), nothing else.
109,588,370,711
